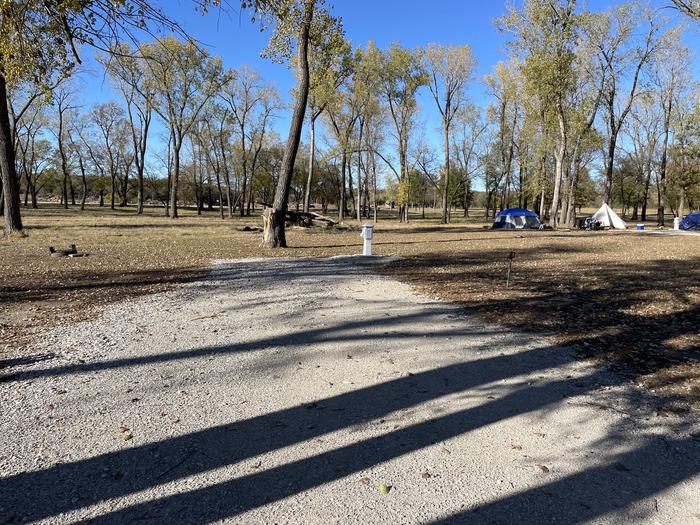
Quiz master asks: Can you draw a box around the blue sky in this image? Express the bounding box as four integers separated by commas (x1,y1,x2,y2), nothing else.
77,0,700,176
81,1,514,137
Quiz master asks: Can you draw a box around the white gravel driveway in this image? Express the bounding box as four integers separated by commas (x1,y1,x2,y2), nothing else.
1,257,699,524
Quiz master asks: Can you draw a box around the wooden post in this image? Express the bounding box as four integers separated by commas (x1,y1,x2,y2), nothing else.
506,251,515,287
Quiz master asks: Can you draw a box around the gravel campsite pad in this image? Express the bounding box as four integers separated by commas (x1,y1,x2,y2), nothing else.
1,257,700,524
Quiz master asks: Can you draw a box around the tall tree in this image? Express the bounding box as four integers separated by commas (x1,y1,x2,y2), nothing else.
92,102,126,210
423,44,476,224
100,45,154,214
0,1,183,234
141,37,225,218
53,87,77,209
303,13,352,213
452,103,487,217
325,79,361,222
653,29,689,225
221,66,279,216
255,0,344,247
377,43,426,223
589,3,663,204
502,0,579,227
485,62,520,218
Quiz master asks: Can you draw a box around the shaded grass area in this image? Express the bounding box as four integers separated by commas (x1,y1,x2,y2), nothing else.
2,204,699,407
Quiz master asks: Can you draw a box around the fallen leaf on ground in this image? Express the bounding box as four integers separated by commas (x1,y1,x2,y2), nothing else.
536,464,550,473
509,443,522,450
421,472,431,479
379,483,391,495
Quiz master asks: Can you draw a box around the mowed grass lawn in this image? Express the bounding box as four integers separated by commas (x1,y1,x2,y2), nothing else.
2,204,699,408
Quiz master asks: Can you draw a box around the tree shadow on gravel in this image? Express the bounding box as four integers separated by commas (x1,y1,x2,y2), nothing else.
3,332,699,524
386,253,700,406
1,257,699,524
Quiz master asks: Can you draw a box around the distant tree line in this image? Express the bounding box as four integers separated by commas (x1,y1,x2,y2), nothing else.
2,0,700,242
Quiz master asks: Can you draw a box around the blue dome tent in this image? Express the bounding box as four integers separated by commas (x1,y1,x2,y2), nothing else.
492,208,542,230
680,211,700,231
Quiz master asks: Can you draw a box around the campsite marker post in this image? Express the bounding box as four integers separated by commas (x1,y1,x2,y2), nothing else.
506,251,515,287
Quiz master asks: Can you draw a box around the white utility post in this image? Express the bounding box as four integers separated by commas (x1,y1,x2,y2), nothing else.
674,217,681,231
360,224,374,256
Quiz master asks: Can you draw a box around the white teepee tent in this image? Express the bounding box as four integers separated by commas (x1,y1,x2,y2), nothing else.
592,203,626,229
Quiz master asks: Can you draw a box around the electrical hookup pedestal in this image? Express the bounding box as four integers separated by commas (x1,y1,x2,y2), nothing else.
360,224,374,256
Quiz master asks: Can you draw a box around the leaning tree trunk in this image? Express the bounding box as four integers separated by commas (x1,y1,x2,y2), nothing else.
0,74,22,234
262,0,314,248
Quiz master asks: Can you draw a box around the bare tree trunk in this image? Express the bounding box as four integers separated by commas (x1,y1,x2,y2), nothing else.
0,75,22,234
658,98,672,226
70,176,76,206
303,115,315,213
216,171,224,219
262,0,314,248
57,107,70,211
372,153,377,223
356,119,363,222
240,166,248,217
549,107,566,227
78,156,88,210
338,152,346,223
110,172,116,210
441,118,450,224
539,188,546,219
219,133,233,218
603,129,618,203
641,161,652,221
120,167,129,207
169,142,181,219
565,156,581,227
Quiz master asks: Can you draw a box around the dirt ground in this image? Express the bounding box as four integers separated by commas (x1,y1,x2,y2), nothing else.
1,205,699,408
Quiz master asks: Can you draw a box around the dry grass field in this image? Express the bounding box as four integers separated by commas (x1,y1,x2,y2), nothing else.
1,204,699,408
